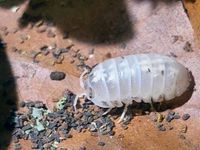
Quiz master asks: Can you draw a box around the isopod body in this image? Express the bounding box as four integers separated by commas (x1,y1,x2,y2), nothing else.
83,53,190,108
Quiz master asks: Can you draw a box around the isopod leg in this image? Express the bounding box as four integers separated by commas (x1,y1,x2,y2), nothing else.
102,108,113,116
150,102,155,112
118,104,129,123
157,101,164,111
158,95,165,111
73,93,86,112
150,98,156,112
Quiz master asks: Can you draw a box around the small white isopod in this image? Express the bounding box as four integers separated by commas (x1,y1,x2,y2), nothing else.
74,53,191,122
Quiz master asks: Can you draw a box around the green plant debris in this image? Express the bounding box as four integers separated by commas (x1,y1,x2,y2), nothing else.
56,97,67,110
32,108,44,119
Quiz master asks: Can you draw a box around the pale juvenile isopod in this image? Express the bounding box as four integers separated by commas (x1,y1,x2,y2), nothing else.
74,53,191,122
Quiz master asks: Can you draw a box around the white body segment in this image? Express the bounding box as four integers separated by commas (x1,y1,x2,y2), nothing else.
84,54,190,108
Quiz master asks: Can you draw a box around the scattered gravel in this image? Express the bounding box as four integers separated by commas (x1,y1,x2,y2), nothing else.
150,110,190,133
12,91,115,149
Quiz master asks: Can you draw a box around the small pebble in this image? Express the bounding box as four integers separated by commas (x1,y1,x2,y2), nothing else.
98,141,105,146
60,148,68,150
119,42,126,49
89,123,97,132
169,111,175,116
47,30,56,38
88,48,94,55
15,143,22,150
27,23,34,29
49,43,57,50
183,41,193,52
3,31,9,36
26,101,34,107
166,125,173,130
157,113,165,123
180,124,187,133
79,146,86,150
172,35,183,43
31,143,38,149
157,124,166,131
71,51,77,57
182,114,190,121
179,134,186,140
70,59,75,64
19,101,26,107
108,131,115,136
12,136,19,143
118,134,124,138
62,31,69,39
121,124,128,130
90,132,98,137
149,112,157,122
11,28,19,33
20,34,29,41
104,52,112,59
22,124,32,131
65,134,72,138
174,114,181,119
165,112,174,122
50,71,66,81
37,25,47,33
34,102,44,108
11,46,18,52
40,45,48,51
169,52,177,58
0,26,7,31
19,39,24,44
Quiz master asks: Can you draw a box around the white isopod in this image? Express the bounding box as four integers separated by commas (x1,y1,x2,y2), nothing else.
74,53,191,122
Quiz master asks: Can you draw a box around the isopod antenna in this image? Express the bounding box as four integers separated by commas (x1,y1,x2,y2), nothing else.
73,68,90,111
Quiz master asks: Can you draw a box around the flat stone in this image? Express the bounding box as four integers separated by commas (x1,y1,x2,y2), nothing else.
50,71,66,81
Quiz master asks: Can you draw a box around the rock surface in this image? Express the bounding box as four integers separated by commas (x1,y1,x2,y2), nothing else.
0,0,200,150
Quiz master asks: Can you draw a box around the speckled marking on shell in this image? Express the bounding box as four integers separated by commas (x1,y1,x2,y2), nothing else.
83,54,190,108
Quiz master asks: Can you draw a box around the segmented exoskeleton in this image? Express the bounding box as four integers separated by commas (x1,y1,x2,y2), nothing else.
74,53,191,122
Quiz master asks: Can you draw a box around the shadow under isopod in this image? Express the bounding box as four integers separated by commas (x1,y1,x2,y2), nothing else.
109,71,195,118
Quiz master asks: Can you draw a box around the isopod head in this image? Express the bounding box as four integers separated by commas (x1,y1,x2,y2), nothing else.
83,70,111,108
